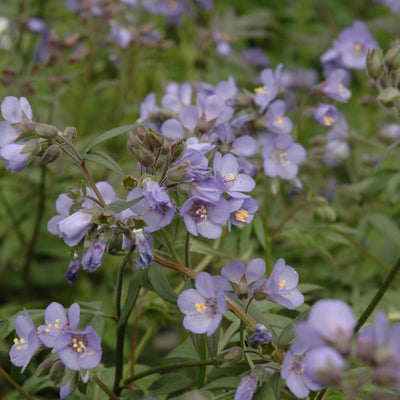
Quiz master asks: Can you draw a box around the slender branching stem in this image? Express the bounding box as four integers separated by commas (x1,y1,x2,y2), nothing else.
93,373,120,400
0,366,33,400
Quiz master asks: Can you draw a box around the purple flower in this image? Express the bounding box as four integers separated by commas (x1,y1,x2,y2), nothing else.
60,379,76,399
314,103,339,127
38,302,80,348
378,123,400,140
324,116,350,166
133,228,154,268
215,77,238,103
304,346,348,386
281,341,323,399
233,375,258,400
177,272,227,336
82,240,106,272
58,210,94,247
240,47,269,68
127,180,176,232
254,258,304,309
230,136,258,158
295,299,356,355
180,196,230,239
197,92,234,129
227,195,258,229
0,142,32,173
174,149,212,182
251,323,272,343
374,0,400,13
263,100,293,135
9,309,41,372
64,260,81,284
319,69,351,103
219,258,265,299
0,96,33,148
189,177,224,204
254,64,282,112
321,20,378,70
161,82,192,113
262,133,306,180
280,68,318,91
109,23,131,48
53,326,102,371
139,93,159,123
213,152,255,194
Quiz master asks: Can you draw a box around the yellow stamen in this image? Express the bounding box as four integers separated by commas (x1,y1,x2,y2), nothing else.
323,116,334,126
77,348,82,353
195,303,208,312
16,346,21,351
235,209,249,223
229,173,235,181
55,319,60,323
20,338,25,344
338,83,343,91
72,338,78,343
47,324,52,329
255,85,267,94
275,115,283,125
279,279,286,288
73,343,78,348
13,338,19,345
168,0,178,8
354,43,362,52
45,328,49,333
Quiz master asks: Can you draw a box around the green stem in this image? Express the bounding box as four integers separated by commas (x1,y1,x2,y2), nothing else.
115,248,135,318
93,373,120,400
355,255,400,333
22,165,47,300
124,360,221,385
195,335,208,388
0,365,34,400
185,231,191,269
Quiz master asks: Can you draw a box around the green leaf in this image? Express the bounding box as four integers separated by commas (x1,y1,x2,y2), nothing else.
374,138,400,174
203,376,241,390
253,379,275,400
117,268,144,329
107,196,145,213
85,123,137,153
149,264,178,304
84,151,125,175
148,373,193,395
364,213,400,246
190,239,231,259
166,342,200,361
79,301,103,311
206,326,220,359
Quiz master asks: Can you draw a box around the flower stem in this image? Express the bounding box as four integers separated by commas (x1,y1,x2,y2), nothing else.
355,255,400,333
0,366,33,400
93,373,120,400
161,227,182,264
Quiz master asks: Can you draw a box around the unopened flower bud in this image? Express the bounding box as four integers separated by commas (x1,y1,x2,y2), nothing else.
127,131,141,154
148,128,164,148
171,140,184,159
166,166,186,183
177,182,195,195
377,87,400,107
67,187,81,199
367,48,384,79
384,42,400,71
49,360,65,383
22,139,41,154
12,121,37,134
160,139,171,155
35,123,59,138
37,359,55,377
136,125,149,142
133,145,154,167
123,175,138,191
41,144,62,164
64,126,77,140
218,346,244,366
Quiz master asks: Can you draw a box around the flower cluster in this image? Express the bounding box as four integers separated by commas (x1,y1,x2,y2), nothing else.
10,302,102,399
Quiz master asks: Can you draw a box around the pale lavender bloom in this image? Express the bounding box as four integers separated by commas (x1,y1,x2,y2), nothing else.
140,93,159,122
197,92,234,128
240,47,269,68
47,194,74,236
180,196,230,239
174,149,211,182
110,23,131,48
295,299,356,355
319,69,351,102
238,156,257,178
215,77,238,103
0,96,33,147
378,123,400,140
321,20,378,70
233,375,258,400
213,152,255,194
254,64,283,112
374,0,400,13
60,379,76,399
281,341,323,399
304,346,348,386
227,194,258,229
177,272,227,336
185,137,215,154
133,228,154,268
189,177,224,204
251,323,272,343
213,31,231,57
262,133,306,180
220,258,265,299
161,82,192,113
25,17,47,34
58,210,94,247
254,258,304,309
213,122,235,144
9,309,41,372
314,103,339,127
53,326,102,371
0,142,32,173
324,116,350,166
230,136,258,158
38,302,80,348
161,118,185,141
127,180,176,232
82,240,106,272
263,100,293,135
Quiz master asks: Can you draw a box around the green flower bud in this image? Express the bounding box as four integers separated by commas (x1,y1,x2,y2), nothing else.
22,139,41,154
12,121,37,134
49,360,65,384
133,145,154,167
171,139,184,159
64,126,77,140
123,175,138,191
218,346,244,366
37,359,55,377
34,123,59,138
41,144,62,164
366,48,384,79
384,42,400,71
127,131,141,154
148,128,164,148
377,87,400,107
